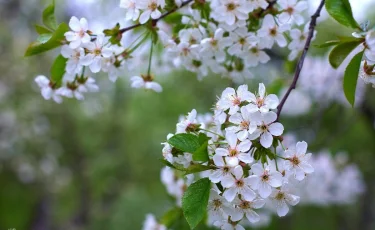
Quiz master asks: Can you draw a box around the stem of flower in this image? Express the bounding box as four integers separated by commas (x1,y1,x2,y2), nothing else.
274,146,279,171
147,40,154,76
279,140,286,151
81,66,86,78
128,32,147,50
128,32,150,54
276,0,325,120
199,128,225,139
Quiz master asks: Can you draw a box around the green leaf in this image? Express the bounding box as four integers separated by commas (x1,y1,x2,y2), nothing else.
192,133,210,162
184,164,214,175
43,0,58,30
160,207,183,227
25,22,69,57
50,55,67,83
37,33,53,43
337,36,364,43
192,141,209,162
168,134,201,153
343,51,364,106
160,159,177,169
198,133,210,144
329,40,362,68
34,24,53,34
160,159,214,175
104,23,122,46
182,178,211,229
325,0,360,29
315,40,341,48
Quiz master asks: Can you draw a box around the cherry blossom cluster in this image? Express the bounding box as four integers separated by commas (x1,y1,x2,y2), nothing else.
356,29,375,87
147,84,314,230
33,0,315,102
35,16,163,103
153,0,312,82
144,134,365,230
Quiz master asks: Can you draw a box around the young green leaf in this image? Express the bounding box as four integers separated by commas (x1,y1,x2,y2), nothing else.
329,40,362,68
315,40,341,48
343,51,364,106
43,0,58,30
192,141,209,162
182,178,211,229
160,159,214,174
25,22,69,57
168,134,201,153
50,55,67,83
159,159,177,169
184,164,215,175
37,33,53,43
325,0,360,29
34,25,53,35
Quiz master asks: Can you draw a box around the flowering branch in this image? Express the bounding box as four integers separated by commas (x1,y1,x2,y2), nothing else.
276,0,325,120
119,0,194,34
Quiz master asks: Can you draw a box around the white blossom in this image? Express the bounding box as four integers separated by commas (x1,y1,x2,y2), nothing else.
258,15,290,48
81,34,113,73
248,163,283,198
215,132,253,166
222,166,256,202
138,0,166,24
278,0,307,25
284,141,314,181
130,76,163,93
34,75,63,103
64,16,90,49
248,112,284,148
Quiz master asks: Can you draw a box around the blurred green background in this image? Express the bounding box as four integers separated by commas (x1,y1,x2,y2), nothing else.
1,0,375,230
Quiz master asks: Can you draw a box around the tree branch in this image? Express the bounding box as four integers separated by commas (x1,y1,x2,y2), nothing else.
276,0,325,120
119,0,194,34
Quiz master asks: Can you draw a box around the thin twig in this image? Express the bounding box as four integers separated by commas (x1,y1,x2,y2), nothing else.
119,0,194,34
276,0,325,120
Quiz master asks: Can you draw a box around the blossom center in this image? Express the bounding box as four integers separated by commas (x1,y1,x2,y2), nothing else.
239,200,251,209
275,191,285,200
94,48,102,56
149,2,158,11
286,7,294,15
250,47,259,54
260,124,268,132
256,97,265,107
182,47,190,56
223,166,231,173
235,179,244,187
212,199,222,210
239,37,246,45
290,156,300,166
240,121,249,129
261,173,269,182
229,149,238,157
211,39,218,47
226,3,237,11
231,96,241,105
78,30,86,38
73,52,81,60
189,37,197,44
269,27,277,36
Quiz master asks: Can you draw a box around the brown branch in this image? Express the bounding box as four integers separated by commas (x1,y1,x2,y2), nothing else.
119,0,194,34
276,0,325,120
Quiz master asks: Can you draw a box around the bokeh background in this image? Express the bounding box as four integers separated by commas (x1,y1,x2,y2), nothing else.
1,0,375,229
